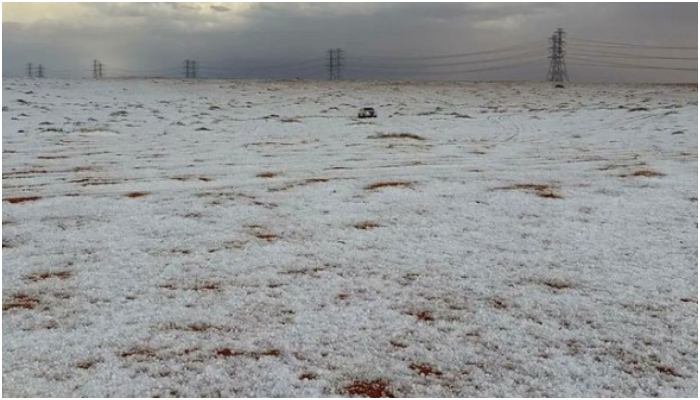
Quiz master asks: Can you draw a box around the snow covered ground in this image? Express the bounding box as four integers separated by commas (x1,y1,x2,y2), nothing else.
2,78,697,397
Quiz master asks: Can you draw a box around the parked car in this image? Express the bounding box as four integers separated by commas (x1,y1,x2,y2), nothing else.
358,107,377,118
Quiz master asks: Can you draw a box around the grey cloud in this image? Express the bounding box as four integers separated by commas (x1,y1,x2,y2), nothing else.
210,5,230,13
3,3,697,82
168,3,202,11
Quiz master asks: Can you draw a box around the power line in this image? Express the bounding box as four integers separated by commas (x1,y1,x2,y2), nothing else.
568,58,698,72
104,65,182,73
566,36,697,77
202,58,323,70
569,37,698,50
346,57,545,78
348,51,546,70
198,60,325,79
352,41,542,61
569,62,697,72
199,67,320,79
566,50,698,61
200,57,322,70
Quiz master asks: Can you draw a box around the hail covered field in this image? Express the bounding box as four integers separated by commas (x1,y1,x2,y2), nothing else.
2,78,697,397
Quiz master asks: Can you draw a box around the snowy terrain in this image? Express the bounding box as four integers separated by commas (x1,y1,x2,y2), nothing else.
2,78,697,397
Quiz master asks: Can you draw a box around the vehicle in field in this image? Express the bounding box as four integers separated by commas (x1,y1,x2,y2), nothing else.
358,107,377,118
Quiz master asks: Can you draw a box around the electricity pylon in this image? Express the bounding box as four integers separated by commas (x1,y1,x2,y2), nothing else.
547,28,569,82
327,49,345,80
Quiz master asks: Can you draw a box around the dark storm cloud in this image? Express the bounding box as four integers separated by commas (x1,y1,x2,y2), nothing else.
2,2,697,82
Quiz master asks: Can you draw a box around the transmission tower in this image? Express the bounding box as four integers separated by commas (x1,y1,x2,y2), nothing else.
547,28,569,82
327,49,345,80
36,64,44,78
335,48,345,80
27,63,33,78
327,49,335,80
184,59,197,78
93,60,103,79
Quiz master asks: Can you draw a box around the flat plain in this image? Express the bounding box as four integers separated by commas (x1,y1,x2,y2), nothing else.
2,79,697,397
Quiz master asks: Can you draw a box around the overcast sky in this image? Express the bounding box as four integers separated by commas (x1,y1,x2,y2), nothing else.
2,2,698,82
